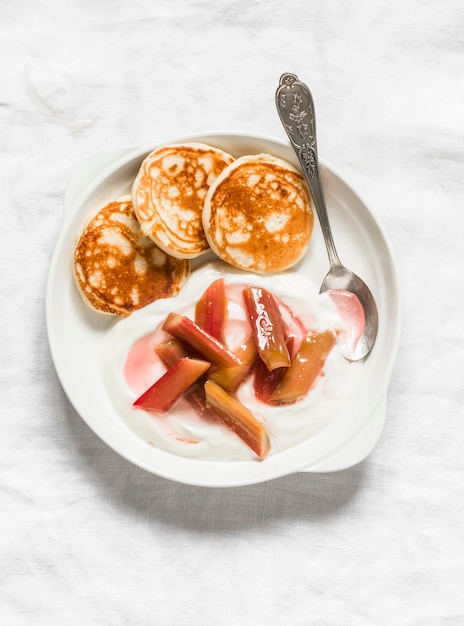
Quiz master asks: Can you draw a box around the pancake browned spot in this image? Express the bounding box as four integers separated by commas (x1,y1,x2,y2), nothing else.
132,143,234,259
73,196,190,316
202,154,313,273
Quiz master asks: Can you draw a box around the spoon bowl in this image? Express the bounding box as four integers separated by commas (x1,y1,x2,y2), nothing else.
276,73,379,361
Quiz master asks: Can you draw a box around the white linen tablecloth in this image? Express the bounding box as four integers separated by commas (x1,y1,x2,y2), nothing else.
1,1,463,623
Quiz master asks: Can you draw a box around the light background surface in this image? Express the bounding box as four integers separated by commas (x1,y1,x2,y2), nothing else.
1,1,463,623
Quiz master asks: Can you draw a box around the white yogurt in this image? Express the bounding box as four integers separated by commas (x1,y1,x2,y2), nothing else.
103,262,364,461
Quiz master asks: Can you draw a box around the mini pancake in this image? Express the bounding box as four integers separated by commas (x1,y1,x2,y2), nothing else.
202,154,314,273
73,196,190,316
132,143,234,259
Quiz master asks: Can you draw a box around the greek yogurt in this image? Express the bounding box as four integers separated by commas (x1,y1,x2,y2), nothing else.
103,262,364,461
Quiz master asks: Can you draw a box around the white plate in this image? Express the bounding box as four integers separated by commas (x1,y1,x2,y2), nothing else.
46,132,402,487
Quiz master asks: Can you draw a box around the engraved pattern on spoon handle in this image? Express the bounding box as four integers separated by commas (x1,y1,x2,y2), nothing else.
276,73,340,266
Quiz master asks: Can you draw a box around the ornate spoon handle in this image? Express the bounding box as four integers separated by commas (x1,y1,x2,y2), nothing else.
275,73,340,267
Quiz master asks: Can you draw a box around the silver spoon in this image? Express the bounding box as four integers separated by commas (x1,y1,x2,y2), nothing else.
275,73,378,361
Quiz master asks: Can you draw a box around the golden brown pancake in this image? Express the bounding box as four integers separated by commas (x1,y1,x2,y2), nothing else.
131,143,234,259
73,196,190,316
202,154,313,273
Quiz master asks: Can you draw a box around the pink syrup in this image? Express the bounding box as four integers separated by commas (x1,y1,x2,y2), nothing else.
326,290,365,355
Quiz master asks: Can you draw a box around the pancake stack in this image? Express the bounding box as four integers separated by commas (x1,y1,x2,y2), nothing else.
73,142,314,316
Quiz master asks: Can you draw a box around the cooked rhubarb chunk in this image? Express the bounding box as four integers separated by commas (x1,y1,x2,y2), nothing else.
204,379,271,458
184,384,222,423
253,336,295,402
195,278,227,343
253,357,287,403
162,312,241,369
208,336,257,393
154,338,191,367
243,286,290,371
269,330,335,405
133,358,210,412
